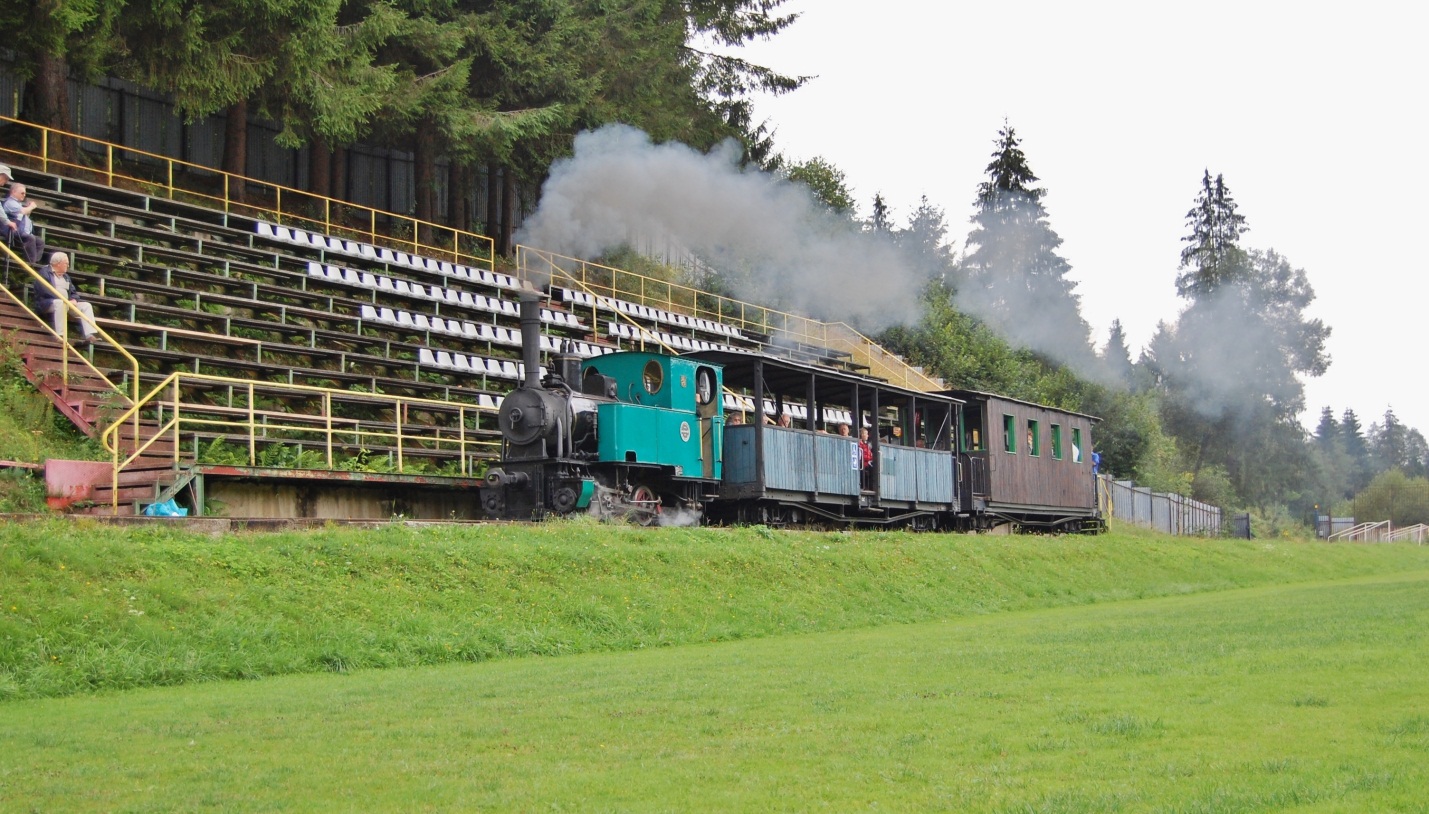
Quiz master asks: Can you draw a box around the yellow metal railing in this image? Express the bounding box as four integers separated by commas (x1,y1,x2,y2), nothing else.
0,114,495,273
517,246,944,391
0,242,141,414
103,372,500,512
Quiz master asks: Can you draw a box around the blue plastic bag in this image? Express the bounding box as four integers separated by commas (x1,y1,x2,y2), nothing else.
143,499,189,517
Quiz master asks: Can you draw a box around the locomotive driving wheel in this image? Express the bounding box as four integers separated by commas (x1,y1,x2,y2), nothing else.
628,483,659,526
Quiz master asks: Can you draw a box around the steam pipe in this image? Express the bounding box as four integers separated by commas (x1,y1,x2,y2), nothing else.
519,291,542,389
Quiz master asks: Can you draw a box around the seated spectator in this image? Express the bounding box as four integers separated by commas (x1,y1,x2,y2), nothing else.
34,252,98,346
3,183,45,264
836,422,851,437
777,412,792,428
726,412,744,425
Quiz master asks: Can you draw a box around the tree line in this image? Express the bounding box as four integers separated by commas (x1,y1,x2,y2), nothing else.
861,125,1426,530
2,0,804,252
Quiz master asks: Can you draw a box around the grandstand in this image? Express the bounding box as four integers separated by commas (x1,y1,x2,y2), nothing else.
0,117,943,519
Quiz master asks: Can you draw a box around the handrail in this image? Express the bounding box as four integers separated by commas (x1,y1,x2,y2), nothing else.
1328,520,1392,542
103,370,499,512
516,245,945,391
0,242,141,421
1388,523,1428,544
0,113,495,274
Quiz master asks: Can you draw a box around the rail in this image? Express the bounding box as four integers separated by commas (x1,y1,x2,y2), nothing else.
516,246,944,391
0,241,140,417
1328,520,1392,542
0,113,495,274
102,372,500,512
1388,524,1428,544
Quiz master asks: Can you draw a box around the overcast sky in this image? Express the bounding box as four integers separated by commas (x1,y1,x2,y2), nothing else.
731,0,1427,434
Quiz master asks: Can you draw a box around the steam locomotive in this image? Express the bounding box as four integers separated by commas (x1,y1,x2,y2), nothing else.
480,293,1103,531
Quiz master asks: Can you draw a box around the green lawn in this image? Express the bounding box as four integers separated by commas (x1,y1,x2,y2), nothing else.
3,571,1428,811
6,518,1429,701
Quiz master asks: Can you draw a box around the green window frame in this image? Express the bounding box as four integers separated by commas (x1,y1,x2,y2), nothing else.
1004,414,1016,453
1027,419,1040,457
1051,424,1063,460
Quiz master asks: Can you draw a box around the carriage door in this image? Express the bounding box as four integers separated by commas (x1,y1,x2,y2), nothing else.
695,366,719,479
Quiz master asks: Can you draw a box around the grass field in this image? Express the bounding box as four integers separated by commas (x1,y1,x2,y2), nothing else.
6,518,1429,701
3,570,1427,811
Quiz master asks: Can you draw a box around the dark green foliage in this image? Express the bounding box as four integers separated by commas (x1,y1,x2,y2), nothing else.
784,156,856,215
960,123,1093,367
1177,170,1250,298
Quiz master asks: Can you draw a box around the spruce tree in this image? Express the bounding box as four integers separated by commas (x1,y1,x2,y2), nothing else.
1101,319,1135,385
1177,170,1250,298
962,122,1092,365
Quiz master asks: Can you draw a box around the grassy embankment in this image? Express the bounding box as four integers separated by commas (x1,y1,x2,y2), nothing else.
4,568,1428,810
4,516,1428,702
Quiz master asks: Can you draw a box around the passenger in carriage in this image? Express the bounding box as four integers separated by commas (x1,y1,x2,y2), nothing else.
777,412,792,428
858,426,875,489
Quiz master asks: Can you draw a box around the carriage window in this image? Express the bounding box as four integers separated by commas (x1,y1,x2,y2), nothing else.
1004,414,1016,453
1071,428,1083,462
1051,424,1063,460
642,360,663,394
963,408,985,451
1027,419,1040,457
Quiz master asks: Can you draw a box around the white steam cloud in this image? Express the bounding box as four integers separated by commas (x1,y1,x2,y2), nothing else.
516,125,923,331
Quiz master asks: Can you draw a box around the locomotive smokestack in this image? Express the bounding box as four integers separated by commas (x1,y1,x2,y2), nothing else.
519,291,543,389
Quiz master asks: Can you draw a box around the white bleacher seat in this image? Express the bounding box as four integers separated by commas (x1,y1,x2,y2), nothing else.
435,350,454,368
256,222,279,239
396,311,416,328
438,261,455,276
497,299,518,317
391,280,412,296
306,232,328,249
419,348,438,366
413,314,432,331
360,305,379,321
289,228,311,245
452,354,473,373
461,322,479,339
474,324,496,341
498,361,519,379
443,289,462,305
324,236,346,252
540,335,558,352
723,394,739,410
497,327,520,346
307,261,323,277
341,268,362,285
458,292,477,308
358,244,378,261
378,307,398,324
478,394,498,410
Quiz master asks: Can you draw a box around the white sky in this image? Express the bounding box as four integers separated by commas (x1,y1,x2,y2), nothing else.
733,0,1428,434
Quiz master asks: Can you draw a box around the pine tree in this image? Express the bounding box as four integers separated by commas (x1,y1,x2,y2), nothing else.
1341,408,1371,490
1370,408,1409,473
870,193,892,233
962,122,1092,365
1177,170,1250,299
1100,319,1135,385
1152,172,1330,506
1314,406,1339,451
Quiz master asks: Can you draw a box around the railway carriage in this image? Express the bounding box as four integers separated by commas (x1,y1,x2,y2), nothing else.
688,349,965,529
949,389,1103,532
